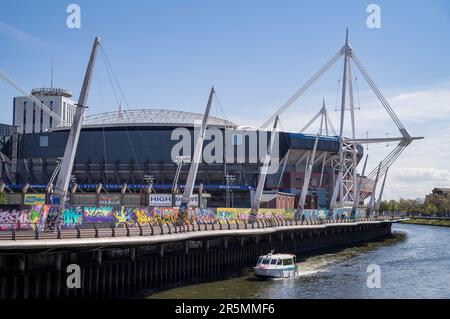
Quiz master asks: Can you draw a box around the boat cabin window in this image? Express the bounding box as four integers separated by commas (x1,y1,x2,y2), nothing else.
277,260,283,265
257,257,263,265
283,259,294,266
270,259,278,265
262,259,271,265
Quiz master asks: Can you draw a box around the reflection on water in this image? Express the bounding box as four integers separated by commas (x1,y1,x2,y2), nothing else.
147,224,450,299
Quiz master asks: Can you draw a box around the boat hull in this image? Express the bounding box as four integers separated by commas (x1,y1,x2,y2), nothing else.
254,267,299,279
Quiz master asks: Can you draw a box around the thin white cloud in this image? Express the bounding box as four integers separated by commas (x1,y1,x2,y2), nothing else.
385,167,450,200
0,21,44,47
236,82,450,201
260,83,450,136
355,84,450,127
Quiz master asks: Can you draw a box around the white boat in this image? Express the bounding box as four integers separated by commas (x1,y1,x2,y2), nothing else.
253,253,300,279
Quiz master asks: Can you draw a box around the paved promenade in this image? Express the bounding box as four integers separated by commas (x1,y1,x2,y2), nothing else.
0,217,401,251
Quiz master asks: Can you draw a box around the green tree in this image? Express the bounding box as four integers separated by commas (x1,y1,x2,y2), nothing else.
398,199,411,213
0,192,6,205
388,200,398,212
408,199,423,214
379,201,390,212
425,203,438,215
423,193,450,216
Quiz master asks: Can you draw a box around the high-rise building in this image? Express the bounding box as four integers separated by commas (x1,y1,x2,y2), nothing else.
13,88,77,134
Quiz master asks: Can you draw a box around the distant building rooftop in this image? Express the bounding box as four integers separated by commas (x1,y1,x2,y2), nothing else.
82,109,237,128
31,87,72,98
432,188,450,196
260,191,295,202
0,123,14,136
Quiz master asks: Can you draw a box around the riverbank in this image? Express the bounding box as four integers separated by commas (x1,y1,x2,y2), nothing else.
149,224,450,299
401,218,450,228
0,221,393,299
148,231,406,299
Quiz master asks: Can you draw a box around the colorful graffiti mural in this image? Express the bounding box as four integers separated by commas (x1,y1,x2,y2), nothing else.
0,210,31,231
134,208,152,225
215,208,295,221
0,205,306,231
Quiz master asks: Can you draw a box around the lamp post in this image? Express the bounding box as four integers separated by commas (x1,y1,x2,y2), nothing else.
225,174,236,208
144,174,154,206
172,156,190,207
144,174,154,193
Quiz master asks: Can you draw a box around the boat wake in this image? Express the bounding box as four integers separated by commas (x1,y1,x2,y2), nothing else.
297,268,322,277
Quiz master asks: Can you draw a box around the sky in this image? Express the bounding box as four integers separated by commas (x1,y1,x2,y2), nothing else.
0,0,450,200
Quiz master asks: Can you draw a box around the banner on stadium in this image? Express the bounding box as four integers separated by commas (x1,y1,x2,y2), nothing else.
24,194,46,205
149,194,199,207
99,194,121,205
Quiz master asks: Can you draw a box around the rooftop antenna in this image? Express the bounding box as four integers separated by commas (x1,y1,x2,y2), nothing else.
118,101,123,120
51,54,54,89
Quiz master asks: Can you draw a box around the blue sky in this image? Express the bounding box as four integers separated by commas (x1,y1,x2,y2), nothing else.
1,0,450,199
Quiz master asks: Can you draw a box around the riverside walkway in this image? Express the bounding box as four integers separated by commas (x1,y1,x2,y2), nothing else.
0,216,402,251
0,216,400,299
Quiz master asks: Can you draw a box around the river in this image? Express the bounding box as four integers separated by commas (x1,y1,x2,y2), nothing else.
148,223,450,299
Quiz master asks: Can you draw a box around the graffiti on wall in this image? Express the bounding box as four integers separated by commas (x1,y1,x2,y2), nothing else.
0,210,31,231
62,207,83,227
135,208,152,225
215,208,295,221
0,205,302,231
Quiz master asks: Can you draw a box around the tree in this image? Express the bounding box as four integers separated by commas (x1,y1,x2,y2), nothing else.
388,200,398,212
0,192,6,205
425,203,438,215
398,199,411,213
423,193,450,216
365,192,450,216
379,201,390,212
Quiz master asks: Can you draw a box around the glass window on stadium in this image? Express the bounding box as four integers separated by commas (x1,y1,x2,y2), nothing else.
39,135,49,147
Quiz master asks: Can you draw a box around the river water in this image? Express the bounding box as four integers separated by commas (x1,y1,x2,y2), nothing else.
148,224,450,299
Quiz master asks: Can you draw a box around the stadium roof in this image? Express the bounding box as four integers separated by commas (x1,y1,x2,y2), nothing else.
82,109,237,128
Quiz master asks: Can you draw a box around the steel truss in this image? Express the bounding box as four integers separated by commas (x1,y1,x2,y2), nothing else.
262,29,423,213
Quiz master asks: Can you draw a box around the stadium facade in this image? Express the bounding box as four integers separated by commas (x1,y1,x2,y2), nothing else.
1,96,365,209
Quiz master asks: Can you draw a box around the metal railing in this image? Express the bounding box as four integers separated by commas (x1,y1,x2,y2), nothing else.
0,215,400,241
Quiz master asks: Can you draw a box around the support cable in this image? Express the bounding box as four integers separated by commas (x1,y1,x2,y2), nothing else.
99,45,157,181
357,144,406,203
0,68,63,124
100,46,141,181
100,44,156,165
260,47,345,128
97,74,109,185
351,53,406,132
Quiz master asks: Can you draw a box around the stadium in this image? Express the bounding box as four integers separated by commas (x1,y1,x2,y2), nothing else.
0,106,365,209
1,32,419,213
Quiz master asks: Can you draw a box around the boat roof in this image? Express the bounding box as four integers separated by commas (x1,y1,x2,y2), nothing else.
259,253,296,259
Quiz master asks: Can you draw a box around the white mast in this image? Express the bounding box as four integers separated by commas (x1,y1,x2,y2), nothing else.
53,37,100,206
178,87,215,220
351,155,368,218
367,162,382,212
296,133,320,219
330,29,350,210
250,116,279,218
375,167,389,212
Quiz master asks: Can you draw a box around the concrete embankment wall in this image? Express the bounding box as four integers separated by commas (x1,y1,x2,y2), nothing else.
0,222,392,299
